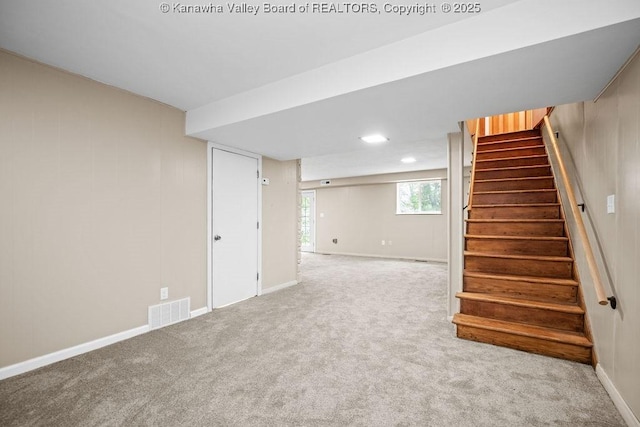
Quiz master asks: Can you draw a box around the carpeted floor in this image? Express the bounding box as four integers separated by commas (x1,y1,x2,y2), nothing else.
0,253,625,426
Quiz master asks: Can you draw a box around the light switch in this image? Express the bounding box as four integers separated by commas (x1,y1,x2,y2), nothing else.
607,194,615,214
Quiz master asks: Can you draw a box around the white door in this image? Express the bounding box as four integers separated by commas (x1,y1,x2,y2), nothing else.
300,190,315,252
212,148,258,308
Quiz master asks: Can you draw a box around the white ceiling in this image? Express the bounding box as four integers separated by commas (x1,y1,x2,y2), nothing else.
1,0,639,181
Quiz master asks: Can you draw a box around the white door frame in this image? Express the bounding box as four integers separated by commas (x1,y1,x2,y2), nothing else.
207,141,263,312
300,190,316,252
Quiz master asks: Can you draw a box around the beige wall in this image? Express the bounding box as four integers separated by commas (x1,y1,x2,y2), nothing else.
261,158,300,289
0,50,207,368
549,52,640,420
305,170,448,262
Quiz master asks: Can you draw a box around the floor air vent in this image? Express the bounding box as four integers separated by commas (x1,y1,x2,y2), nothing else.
148,297,190,330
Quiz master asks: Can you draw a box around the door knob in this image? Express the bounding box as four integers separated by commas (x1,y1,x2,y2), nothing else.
214,235,222,241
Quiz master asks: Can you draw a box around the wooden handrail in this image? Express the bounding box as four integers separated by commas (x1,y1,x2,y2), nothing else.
467,118,480,210
543,116,608,306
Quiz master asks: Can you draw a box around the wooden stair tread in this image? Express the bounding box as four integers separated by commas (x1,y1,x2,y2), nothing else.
465,234,568,242
476,146,545,155
476,154,548,163
472,203,560,208
463,271,578,286
474,176,554,184
466,218,564,223
477,136,542,146
456,292,584,314
475,165,550,172
473,189,556,195
478,130,540,142
452,313,592,347
464,251,572,262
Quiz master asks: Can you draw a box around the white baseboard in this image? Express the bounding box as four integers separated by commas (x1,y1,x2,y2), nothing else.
261,280,299,295
316,251,447,264
1,302,211,381
190,307,208,318
0,325,149,381
596,363,640,427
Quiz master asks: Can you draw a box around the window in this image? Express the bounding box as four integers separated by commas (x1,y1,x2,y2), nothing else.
396,180,442,214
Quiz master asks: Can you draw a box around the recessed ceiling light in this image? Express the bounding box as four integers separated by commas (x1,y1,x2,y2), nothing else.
401,157,416,164
360,134,388,144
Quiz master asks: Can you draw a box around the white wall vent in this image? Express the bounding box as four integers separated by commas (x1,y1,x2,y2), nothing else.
320,180,331,186
148,297,190,330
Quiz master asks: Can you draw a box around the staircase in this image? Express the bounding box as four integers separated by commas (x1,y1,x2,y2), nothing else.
452,128,593,364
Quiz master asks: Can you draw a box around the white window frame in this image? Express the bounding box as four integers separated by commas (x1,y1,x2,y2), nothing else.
396,180,442,215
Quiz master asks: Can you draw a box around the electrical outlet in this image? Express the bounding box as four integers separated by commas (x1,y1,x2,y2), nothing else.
381,240,385,246
160,287,168,300
388,240,393,246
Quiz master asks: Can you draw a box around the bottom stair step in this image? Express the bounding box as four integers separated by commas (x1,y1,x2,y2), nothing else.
452,313,592,364
456,292,584,332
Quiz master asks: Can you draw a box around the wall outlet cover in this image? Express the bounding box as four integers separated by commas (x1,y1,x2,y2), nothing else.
261,178,270,185
160,287,169,300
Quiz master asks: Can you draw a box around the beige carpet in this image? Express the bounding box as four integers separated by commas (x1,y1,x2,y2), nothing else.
0,253,625,426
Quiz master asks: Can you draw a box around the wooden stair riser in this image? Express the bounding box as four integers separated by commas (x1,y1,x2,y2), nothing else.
463,275,578,304
473,191,557,205
465,255,573,278
474,177,555,192
475,165,552,180
459,299,584,332
475,156,548,170
465,237,568,257
476,146,547,161
466,221,565,237
455,324,591,364
477,138,543,152
469,205,560,219
478,130,541,143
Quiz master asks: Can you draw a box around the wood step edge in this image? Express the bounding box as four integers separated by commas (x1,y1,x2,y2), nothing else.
474,176,554,183
463,271,578,286
465,234,569,242
473,189,557,195
466,218,564,223
464,251,572,262
476,154,548,163
472,203,560,208
456,292,584,314
452,313,592,347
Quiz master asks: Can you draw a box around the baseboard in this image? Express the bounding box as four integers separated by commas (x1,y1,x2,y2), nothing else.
261,280,299,295
190,307,208,318
596,363,640,427
0,325,149,381
316,251,447,264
